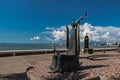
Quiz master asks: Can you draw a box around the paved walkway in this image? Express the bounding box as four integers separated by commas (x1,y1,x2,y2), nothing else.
27,51,120,80
0,54,53,80
0,51,119,80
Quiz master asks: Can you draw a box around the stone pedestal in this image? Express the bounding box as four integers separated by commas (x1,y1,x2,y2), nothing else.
50,53,80,73
84,48,93,54
117,44,120,53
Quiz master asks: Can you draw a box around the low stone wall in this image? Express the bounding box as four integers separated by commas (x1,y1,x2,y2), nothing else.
0,49,67,57
0,48,117,57
93,48,117,52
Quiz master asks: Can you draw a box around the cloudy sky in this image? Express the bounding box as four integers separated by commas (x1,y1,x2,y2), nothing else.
0,0,120,43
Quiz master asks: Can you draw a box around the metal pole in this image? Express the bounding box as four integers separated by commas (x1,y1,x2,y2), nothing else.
66,25,69,49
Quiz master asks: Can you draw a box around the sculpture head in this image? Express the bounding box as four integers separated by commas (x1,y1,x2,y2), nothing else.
72,19,76,28
85,33,89,41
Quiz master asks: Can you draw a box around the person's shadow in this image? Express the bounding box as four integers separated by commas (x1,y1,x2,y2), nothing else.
80,65,109,70
0,72,28,80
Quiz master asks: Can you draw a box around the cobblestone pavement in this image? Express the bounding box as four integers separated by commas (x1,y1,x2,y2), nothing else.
27,51,120,80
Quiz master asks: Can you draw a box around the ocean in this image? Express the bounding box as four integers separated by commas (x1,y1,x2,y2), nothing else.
0,43,65,51
0,43,117,51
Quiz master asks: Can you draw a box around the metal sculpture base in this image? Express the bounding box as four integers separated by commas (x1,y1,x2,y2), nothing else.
49,53,80,73
84,48,93,54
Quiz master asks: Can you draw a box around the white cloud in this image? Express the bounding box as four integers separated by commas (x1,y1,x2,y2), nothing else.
52,30,66,41
101,32,110,39
82,23,94,36
45,23,120,42
80,23,101,42
81,23,120,42
30,36,40,40
45,25,72,42
45,27,55,30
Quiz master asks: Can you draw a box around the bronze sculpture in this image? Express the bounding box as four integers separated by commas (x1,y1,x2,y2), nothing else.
84,33,93,54
84,33,89,49
50,13,87,73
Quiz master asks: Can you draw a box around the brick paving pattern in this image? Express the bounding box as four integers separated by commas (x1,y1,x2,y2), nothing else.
27,51,120,80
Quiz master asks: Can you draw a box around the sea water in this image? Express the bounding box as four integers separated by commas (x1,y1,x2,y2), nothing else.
0,43,117,51
0,43,65,51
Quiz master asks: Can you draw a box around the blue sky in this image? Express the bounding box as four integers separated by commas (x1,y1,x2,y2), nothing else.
0,0,120,43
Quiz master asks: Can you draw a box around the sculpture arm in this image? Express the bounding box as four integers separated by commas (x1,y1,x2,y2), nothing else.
75,13,88,24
